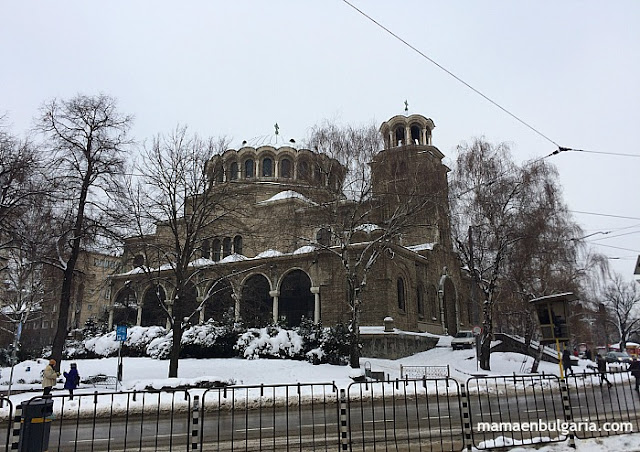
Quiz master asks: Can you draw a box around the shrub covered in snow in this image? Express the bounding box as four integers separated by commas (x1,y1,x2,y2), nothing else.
181,320,243,358
235,325,304,359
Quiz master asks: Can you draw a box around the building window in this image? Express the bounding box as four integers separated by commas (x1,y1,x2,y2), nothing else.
233,235,243,255
223,237,232,257
397,277,406,311
88,304,93,312
230,162,238,180
262,158,273,177
410,124,421,145
133,254,144,267
297,160,309,181
316,228,331,246
212,239,221,261
214,164,224,183
280,158,292,178
395,126,405,146
244,159,254,179
202,239,210,259
417,286,424,317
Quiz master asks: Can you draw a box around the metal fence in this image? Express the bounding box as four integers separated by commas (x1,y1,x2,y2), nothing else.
200,383,340,451
0,396,14,451
346,377,464,451
565,370,640,439
466,374,568,450
2,372,640,451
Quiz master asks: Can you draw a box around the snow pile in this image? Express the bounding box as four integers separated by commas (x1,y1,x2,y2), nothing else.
355,223,382,233
219,253,247,263
236,326,304,359
84,326,167,357
254,249,284,258
293,245,316,254
259,190,316,205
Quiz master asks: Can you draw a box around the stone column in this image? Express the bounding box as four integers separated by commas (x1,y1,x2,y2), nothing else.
270,290,280,324
108,306,115,330
422,128,427,146
136,304,143,326
310,286,320,324
405,126,411,145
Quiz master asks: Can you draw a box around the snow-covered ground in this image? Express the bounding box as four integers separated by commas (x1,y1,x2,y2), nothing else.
1,335,638,451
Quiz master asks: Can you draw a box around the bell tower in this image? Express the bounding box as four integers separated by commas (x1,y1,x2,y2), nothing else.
371,114,451,249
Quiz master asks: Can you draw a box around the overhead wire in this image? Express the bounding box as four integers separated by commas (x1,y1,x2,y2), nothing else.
341,0,640,160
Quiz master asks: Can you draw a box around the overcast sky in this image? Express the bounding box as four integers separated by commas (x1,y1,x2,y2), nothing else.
1,1,639,280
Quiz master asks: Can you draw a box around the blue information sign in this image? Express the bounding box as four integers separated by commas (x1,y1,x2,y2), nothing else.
116,325,127,342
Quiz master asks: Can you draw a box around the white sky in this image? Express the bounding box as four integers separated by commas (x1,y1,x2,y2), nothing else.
1,1,639,280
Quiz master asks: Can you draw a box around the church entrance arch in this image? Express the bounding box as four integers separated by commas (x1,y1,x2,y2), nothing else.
113,286,138,326
279,269,313,327
173,283,199,321
204,279,235,322
240,274,272,327
141,285,166,327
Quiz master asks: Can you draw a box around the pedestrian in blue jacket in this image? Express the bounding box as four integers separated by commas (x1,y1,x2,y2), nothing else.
63,363,80,400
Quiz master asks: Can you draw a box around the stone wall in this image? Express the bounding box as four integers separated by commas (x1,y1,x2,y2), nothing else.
360,331,439,360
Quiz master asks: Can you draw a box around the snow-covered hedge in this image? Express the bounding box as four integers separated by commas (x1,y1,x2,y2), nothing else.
64,321,350,365
235,326,304,359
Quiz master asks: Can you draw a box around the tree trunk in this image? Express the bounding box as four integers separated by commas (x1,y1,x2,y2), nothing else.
168,321,181,377
349,289,361,369
479,300,493,371
50,174,91,371
531,342,545,373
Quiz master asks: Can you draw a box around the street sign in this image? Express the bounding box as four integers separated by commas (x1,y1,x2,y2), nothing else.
472,325,482,335
115,325,127,342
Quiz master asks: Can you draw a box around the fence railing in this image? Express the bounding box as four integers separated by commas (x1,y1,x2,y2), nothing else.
346,377,464,452
2,371,640,451
200,383,340,451
400,364,450,379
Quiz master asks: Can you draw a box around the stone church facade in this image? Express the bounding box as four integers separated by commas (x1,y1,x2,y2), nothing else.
108,114,472,336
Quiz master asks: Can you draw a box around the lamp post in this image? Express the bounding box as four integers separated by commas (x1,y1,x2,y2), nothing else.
530,292,577,378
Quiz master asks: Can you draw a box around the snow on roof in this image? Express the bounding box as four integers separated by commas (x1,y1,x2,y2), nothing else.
188,258,216,268
293,245,317,255
254,249,284,258
219,253,248,263
258,190,316,205
355,223,382,233
406,243,436,252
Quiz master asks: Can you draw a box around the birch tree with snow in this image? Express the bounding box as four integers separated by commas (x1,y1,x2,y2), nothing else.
449,138,584,371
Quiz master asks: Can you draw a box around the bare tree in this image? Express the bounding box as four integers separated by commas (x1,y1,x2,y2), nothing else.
601,274,640,351
450,138,584,370
36,94,133,369
121,127,238,377
304,121,445,368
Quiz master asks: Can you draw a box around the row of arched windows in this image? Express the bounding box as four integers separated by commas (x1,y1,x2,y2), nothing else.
397,277,439,320
202,236,242,261
216,157,297,182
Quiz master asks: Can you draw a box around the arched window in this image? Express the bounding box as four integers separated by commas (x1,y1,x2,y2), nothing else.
244,159,254,179
280,158,292,178
297,160,309,181
214,164,224,183
223,237,232,257
316,228,331,246
229,162,238,180
397,277,406,311
212,239,221,261
233,235,243,255
201,239,210,259
410,124,421,145
395,126,405,146
262,158,273,177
